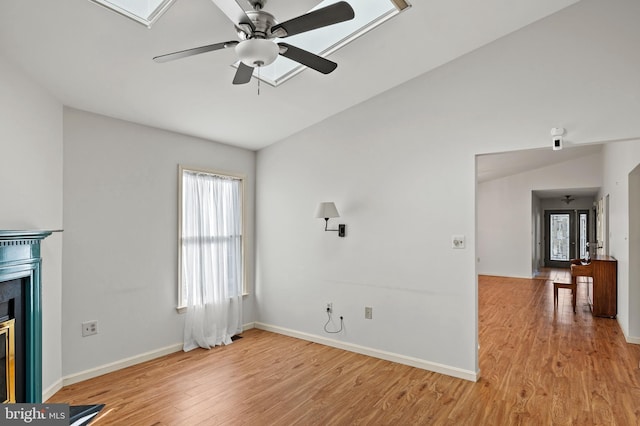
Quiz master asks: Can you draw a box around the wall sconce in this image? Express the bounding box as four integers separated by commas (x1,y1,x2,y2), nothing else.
316,202,346,237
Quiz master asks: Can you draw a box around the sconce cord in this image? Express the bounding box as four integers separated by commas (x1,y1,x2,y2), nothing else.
324,311,344,334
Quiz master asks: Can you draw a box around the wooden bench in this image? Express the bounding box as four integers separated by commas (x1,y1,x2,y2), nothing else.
554,280,577,313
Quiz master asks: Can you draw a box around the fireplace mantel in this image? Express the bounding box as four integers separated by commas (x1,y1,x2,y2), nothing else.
0,230,58,243
0,230,58,402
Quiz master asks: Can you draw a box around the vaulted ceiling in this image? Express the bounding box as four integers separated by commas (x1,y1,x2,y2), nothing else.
0,0,579,150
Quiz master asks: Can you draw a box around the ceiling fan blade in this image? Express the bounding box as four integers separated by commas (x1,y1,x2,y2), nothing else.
153,41,238,63
278,43,337,74
211,0,255,30
232,62,254,84
270,1,355,38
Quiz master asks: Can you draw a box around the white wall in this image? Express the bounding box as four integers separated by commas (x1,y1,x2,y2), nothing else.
62,108,255,377
0,53,63,397
600,140,640,341
255,0,640,378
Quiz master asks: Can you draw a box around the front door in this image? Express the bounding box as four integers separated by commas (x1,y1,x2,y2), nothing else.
595,195,609,256
544,209,590,267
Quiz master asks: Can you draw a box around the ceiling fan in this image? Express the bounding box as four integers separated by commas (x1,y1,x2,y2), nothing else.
153,0,355,85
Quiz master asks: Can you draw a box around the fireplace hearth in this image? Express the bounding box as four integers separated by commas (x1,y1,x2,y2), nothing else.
0,230,55,403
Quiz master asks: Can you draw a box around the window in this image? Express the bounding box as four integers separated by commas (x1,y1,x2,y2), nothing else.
178,166,245,311
579,211,588,259
89,0,176,27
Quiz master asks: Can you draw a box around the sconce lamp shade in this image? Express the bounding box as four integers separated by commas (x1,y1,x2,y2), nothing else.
316,202,340,219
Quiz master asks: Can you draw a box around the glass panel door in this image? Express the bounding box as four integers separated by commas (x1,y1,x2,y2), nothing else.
550,213,571,261
544,209,590,267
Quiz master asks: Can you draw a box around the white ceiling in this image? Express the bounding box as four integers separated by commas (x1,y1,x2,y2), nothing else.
0,0,579,150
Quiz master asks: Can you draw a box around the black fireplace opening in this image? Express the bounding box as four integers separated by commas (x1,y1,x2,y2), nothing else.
0,278,26,403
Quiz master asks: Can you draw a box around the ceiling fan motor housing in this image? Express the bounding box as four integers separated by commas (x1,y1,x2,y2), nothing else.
236,10,278,40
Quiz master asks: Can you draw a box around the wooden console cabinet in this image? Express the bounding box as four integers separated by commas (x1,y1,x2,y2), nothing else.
574,255,617,318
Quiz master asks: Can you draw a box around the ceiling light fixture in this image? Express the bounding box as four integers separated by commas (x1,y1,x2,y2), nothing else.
235,39,279,68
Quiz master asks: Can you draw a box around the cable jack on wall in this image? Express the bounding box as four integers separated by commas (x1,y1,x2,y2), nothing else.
324,309,344,334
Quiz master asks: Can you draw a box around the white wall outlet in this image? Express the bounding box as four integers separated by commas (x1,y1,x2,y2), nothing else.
365,306,373,319
452,235,466,249
326,302,333,313
82,320,98,337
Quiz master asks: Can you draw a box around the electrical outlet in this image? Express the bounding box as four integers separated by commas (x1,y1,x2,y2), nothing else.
82,320,98,337
365,306,373,319
326,302,333,313
452,235,466,249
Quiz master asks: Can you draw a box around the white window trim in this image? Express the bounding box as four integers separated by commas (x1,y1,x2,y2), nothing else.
89,0,176,28
177,165,247,313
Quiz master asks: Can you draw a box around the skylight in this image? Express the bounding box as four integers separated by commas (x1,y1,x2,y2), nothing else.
238,0,411,86
90,0,176,28
90,0,409,83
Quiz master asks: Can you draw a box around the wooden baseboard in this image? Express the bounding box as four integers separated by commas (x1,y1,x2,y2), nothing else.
254,322,478,382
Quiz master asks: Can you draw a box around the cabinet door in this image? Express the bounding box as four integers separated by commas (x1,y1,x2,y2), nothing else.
592,260,617,318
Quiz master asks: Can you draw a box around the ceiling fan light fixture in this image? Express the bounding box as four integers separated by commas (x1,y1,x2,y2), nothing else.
235,39,279,67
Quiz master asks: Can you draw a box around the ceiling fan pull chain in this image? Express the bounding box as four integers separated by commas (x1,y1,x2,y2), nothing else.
257,67,261,96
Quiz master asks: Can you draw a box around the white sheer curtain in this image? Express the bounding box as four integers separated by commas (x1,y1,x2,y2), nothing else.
182,170,243,351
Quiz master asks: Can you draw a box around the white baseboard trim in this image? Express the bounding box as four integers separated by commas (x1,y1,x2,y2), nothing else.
56,320,475,394
43,379,63,402
616,317,640,344
626,335,640,344
254,322,478,382
62,342,184,387
60,322,257,388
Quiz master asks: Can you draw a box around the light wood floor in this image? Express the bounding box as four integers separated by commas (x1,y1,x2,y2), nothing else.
49,271,640,425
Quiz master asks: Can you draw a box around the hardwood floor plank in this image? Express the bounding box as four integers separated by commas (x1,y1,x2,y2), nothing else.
48,271,640,425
